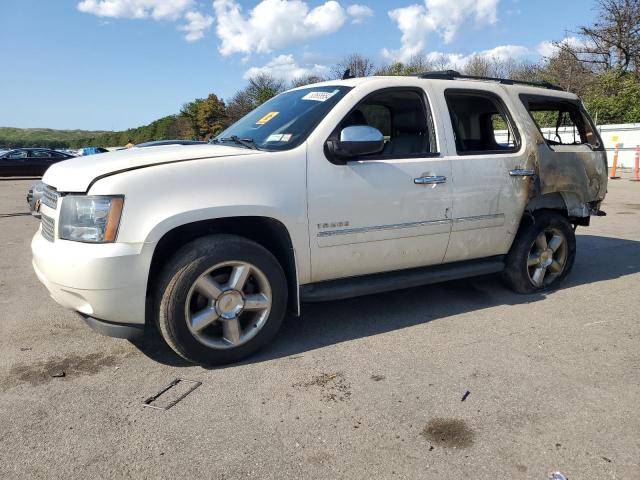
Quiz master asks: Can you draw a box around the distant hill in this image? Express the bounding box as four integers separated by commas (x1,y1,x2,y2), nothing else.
0,127,111,149
0,114,192,149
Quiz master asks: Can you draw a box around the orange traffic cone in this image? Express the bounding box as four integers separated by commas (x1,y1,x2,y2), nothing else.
610,143,621,179
631,145,640,182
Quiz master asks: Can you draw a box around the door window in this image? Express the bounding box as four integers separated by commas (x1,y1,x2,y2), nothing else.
520,96,600,149
445,90,520,155
7,150,27,159
335,89,437,158
30,150,52,158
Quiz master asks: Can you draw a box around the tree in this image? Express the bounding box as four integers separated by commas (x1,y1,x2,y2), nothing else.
290,74,326,88
584,70,640,123
331,54,376,79
246,74,286,106
195,94,227,139
375,54,433,76
558,0,640,73
226,88,255,125
538,49,595,96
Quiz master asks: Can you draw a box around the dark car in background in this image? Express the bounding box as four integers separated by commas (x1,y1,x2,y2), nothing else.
0,148,75,177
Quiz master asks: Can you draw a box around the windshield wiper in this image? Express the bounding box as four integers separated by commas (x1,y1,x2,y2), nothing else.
214,135,260,150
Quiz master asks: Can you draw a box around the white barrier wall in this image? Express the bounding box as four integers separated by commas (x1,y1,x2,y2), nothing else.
496,123,640,168
594,124,640,168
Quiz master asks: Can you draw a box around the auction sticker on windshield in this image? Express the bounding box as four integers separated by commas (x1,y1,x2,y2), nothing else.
256,112,279,125
266,133,293,143
301,90,339,102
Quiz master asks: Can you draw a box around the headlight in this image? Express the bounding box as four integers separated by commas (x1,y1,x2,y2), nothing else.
59,196,124,243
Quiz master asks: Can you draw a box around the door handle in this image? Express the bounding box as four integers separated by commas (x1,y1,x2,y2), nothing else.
509,169,535,177
414,175,447,185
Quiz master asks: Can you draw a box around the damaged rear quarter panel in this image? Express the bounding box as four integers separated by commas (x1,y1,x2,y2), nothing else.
512,91,608,217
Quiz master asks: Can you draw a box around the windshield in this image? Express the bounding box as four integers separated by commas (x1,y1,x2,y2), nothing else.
214,85,352,151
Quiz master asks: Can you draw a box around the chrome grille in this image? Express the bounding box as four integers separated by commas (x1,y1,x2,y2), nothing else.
42,186,59,210
41,214,55,242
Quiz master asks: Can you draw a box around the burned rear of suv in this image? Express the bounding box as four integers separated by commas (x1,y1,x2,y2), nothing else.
515,92,608,222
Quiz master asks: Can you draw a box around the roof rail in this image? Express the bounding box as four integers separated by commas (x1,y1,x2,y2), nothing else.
417,70,563,91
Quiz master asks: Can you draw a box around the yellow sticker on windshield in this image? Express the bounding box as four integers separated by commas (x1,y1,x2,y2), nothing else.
256,111,279,125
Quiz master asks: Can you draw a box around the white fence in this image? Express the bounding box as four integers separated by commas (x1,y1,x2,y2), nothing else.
496,123,640,168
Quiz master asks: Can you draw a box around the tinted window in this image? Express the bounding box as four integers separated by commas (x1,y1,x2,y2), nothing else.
8,150,27,159
445,91,519,154
215,85,351,151
520,96,600,149
30,150,52,158
336,89,436,157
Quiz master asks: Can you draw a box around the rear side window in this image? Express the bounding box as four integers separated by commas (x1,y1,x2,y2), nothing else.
445,90,520,155
520,95,601,149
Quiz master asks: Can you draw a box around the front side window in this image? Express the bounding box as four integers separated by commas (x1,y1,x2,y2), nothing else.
445,90,520,154
520,95,601,149
331,89,437,158
215,85,352,151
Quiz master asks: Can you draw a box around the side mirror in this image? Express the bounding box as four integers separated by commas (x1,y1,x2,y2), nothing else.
327,125,384,161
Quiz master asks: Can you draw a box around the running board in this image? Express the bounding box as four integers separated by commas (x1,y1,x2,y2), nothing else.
300,256,505,302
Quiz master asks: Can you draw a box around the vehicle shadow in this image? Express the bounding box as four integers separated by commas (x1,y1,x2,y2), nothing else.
131,234,640,368
0,177,41,181
0,212,32,218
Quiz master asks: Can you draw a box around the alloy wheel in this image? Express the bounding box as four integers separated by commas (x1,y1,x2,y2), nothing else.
526,228,568,288
185,261,272,349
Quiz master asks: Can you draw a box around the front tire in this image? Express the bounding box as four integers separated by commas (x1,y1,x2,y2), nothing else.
156,234,287,365
503,211,576,294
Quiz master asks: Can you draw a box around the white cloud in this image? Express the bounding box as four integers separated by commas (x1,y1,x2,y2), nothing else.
77,0,211,41
384,0,500,62
213,0,347,56
244,54,329,81
537,36,585,57
77,0,194,20
419,44,530,70
347,4,373,24
179,11,214,42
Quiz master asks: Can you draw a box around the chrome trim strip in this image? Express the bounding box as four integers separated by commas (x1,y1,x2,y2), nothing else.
318,219,451,237
453,213,505,224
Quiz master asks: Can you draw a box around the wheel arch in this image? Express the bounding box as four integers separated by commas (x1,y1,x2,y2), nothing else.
523,191,590,228
146,216,300,326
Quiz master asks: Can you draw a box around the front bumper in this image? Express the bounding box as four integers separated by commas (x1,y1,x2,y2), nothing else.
31,230,154,328
80,314,144,339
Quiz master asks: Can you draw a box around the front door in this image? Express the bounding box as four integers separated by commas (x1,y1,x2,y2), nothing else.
307,88,452,282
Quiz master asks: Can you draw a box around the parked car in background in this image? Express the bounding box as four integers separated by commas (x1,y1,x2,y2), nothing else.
79,147,109,156
0,148,75,176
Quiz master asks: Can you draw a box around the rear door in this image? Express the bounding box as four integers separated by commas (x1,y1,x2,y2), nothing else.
440,87,531,263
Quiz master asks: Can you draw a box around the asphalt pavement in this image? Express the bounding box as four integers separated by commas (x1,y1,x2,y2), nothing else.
0,175,638,479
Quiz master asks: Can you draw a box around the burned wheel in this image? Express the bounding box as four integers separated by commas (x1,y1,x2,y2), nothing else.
157,234,287,365
503,211,576,294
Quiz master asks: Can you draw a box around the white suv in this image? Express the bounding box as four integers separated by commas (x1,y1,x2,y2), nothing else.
32,72,608,365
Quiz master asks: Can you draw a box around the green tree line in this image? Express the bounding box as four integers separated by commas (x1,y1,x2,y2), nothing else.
2,0,639,149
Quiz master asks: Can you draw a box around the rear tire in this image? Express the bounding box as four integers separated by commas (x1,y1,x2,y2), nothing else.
503,211,576,294
156,234,287,365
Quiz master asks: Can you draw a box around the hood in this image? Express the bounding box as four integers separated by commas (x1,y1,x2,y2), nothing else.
43,144,260,192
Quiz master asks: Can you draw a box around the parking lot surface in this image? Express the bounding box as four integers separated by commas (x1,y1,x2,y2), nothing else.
0,176,639,479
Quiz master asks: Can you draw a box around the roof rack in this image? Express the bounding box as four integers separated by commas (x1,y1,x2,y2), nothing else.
417,70,563,91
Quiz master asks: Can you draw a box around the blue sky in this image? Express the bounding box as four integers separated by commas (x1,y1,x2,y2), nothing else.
0,0,598,131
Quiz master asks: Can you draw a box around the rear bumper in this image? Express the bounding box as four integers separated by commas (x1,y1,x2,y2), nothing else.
31,231,154,326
